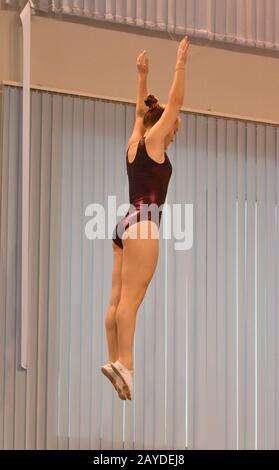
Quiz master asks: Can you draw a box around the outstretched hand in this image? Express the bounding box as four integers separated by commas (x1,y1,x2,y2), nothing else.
137,50,149,76
176,36,190,65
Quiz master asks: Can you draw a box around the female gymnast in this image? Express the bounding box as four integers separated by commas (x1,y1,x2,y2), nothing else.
101,35,190,400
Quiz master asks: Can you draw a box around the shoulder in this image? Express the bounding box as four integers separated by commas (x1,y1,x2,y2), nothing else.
126,137,165,164
145,136,166,164
126,139,141,154
126,138,143,164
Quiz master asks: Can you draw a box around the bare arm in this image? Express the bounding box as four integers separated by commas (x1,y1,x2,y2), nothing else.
168,36,190,103
146,37,190,142
126,51,150,147
136,50,149,116
169,66,185,104
136,74,149,116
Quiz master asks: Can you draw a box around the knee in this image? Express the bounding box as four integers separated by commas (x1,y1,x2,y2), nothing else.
115,287,147,322
105,300,119,330
115,297,133,322
109,292,121,309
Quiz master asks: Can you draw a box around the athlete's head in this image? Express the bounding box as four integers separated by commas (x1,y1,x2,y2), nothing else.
143,94,181,148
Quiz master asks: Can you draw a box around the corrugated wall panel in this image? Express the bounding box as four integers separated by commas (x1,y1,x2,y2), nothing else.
0,84,279,449
4,0,279,51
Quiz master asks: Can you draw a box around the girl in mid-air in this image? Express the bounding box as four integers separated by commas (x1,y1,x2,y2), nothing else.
101,36,190,400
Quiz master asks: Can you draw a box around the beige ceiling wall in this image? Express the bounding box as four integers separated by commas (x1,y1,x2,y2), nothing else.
0,8,278,123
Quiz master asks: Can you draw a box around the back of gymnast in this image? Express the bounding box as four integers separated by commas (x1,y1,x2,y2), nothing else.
101,36,190,401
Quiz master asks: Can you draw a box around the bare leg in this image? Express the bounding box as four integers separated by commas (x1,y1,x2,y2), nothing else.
115,299,138,371
116,221,159,370
104,305,118,363
104,241,123,363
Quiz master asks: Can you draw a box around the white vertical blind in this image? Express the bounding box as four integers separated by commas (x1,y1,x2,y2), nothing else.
0,84,278,449
4,0,279,51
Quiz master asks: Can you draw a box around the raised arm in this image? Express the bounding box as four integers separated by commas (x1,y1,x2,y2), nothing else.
169,35,189,103
136,50,149,116
126,51,150,148
148,36,189,142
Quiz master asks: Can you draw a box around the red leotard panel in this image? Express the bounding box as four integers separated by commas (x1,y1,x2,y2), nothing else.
112,137,172,248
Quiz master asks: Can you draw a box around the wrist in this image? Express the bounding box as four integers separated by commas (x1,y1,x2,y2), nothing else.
175,61,185,69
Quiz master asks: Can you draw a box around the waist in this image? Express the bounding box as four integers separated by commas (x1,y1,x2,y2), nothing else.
125,204,163,226
129,196,166,208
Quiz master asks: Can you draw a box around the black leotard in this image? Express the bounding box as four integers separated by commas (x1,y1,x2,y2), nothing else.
112,136,173,249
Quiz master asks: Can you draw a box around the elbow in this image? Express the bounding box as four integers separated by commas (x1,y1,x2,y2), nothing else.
168,93,183,105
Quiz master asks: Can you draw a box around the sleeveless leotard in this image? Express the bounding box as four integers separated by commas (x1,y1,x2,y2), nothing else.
112,136,173,249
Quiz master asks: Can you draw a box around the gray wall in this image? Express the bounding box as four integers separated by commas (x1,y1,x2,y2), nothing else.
0,84,278,449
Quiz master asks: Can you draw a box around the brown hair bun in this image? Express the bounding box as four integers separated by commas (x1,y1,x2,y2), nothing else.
144,94,159,110
143,94,165,128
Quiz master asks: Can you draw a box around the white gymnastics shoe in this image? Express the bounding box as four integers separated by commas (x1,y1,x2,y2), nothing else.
110,360,133,401
100,363,127,400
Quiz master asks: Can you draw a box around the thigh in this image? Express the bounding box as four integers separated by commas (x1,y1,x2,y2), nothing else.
109,240,123,306
121,221,159,307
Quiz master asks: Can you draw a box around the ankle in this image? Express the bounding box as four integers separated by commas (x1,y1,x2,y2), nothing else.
108,356,118,363
118,358,133,372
